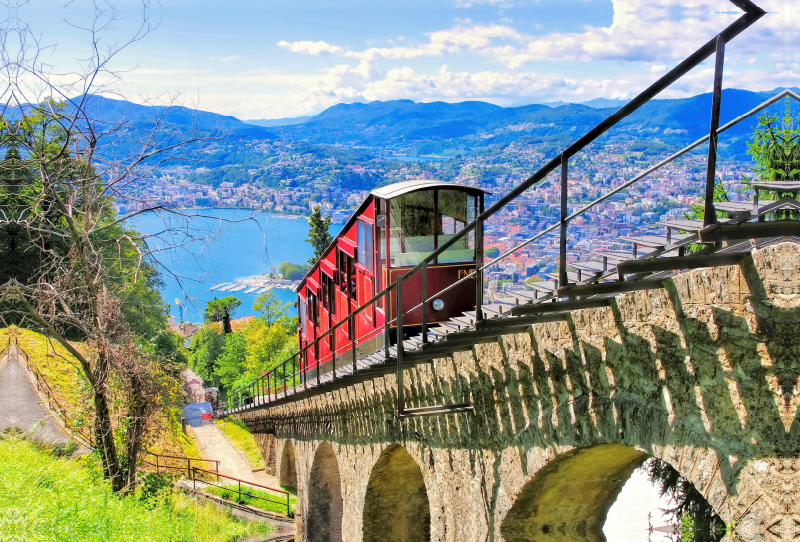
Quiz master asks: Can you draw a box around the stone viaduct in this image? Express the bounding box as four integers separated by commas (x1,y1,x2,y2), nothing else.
235,242,800,541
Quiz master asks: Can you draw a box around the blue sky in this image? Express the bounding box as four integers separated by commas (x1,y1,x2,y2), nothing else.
13,0,799,119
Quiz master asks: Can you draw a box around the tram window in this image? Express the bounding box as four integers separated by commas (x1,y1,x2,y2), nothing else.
308,292,318,326
349,256,357,299
438,190,476,263
357,220,374,274
320,274,335,312
299,297,307,332
327,274,335,312
389,189,435,266
338,251,347,290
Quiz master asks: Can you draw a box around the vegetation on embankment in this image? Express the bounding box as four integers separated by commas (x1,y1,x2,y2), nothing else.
189,291,297,394
0,434,271,542
0,326,202,460
214,418,265,469
205,484,297,517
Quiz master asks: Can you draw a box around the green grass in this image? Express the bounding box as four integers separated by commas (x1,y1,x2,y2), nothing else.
214,418,264,469
3,326,205,460
205,484,297,517
0,433,271,542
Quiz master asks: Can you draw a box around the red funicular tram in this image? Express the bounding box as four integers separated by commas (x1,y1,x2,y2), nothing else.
296,180,487,380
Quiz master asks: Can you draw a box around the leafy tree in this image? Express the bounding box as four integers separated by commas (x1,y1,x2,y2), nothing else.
240,319,296,382
253,291,295,327
203,296,242,334
213,332,248,391
741,97,800,220
278,261,309,280
0,99,198,493
306,206,333,264
214,292,297,393
188,325,225,387
745,96,800,187
485,246,500,259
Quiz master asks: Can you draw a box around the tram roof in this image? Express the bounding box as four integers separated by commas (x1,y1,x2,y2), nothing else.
298,180,488,293
370,180,489,200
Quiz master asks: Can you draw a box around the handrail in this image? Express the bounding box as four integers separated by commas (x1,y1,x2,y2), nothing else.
142,450,220,477
14,342,95,446
191,466,291,516
224,5,768,414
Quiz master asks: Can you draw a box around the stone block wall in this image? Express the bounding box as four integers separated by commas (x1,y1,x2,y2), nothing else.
238,242,800,541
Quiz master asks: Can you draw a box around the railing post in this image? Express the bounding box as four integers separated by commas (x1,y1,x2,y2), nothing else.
704,35,726,229
396,276,405,417
559,154,569,292
384,287,390,360
421,260,428,343
351,318,357,374
187,458,191,478
315,338,320,387
333,332,337,381
348,318,358,374
302,349,307,391
192,467,196,491
475,218,484,321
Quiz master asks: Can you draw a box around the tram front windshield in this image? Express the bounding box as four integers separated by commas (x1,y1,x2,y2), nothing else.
389,189,476,267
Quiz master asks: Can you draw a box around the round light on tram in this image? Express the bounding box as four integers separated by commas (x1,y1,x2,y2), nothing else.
432,298,445,311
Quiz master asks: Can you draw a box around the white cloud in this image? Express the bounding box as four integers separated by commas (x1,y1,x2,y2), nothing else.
278,0,797,69
218,55,240,62
454,0,512,8
122,0,799,119
277,40,346,55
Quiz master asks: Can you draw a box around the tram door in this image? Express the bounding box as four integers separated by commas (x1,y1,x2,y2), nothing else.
319,271,335,362
336,248,355,350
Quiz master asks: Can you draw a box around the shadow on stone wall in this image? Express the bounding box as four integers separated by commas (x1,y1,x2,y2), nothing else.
239,245,800,540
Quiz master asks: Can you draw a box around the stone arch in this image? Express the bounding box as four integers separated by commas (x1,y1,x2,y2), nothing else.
263,434,278,475
307,441,343,542
501,444,648,542
279,440,297,490
363,445,431,542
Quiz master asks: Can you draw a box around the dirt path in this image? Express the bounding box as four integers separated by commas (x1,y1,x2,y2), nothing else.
189,420,282,488
181,369,280,489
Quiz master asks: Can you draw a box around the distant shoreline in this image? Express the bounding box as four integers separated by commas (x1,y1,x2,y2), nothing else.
129,207,310,220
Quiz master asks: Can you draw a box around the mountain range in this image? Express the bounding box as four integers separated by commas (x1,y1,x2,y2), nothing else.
267,88,800,159
31,87,799,163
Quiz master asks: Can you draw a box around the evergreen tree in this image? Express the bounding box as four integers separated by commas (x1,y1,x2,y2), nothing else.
204,296,242,334
306,206,333,265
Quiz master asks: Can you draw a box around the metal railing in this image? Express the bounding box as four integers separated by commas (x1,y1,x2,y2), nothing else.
224,0,767,416
141,451,220,477
15,342,95,446
191,466,292,517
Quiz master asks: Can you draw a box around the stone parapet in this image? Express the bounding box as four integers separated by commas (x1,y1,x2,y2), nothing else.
237,241,800,541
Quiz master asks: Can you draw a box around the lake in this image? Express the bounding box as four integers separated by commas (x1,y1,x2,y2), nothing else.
129,209,342,322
